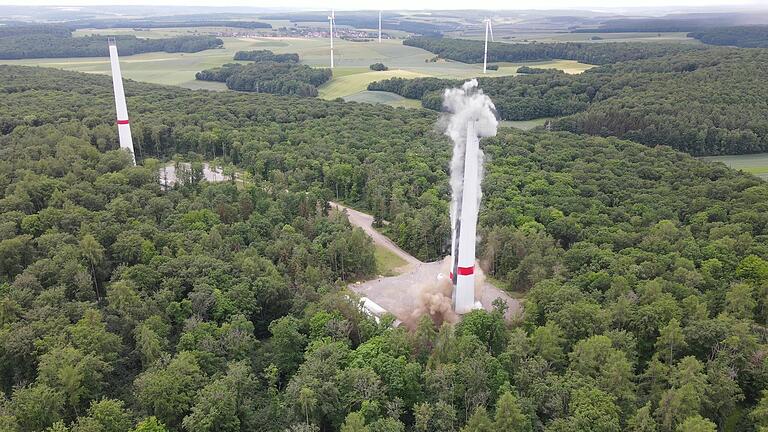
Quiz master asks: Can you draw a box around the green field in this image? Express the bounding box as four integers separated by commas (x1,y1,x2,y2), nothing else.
374,244,408,276
701,153,768,179
319,69,429,99
0,28,594,105
343,91,423,108
500,117,555,130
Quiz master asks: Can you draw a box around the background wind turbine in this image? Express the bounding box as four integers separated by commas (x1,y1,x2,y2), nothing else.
378,11,382,43
328,10,335,68
483,18,494,74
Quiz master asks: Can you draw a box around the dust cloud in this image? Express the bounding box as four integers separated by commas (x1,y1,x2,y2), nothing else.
400,81,499,326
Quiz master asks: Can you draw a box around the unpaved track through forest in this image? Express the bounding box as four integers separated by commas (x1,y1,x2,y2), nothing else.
330,202,522,326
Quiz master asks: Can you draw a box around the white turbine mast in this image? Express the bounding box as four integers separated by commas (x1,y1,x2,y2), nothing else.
378,10,382,43
328,9,336,68
451,120,481,314
107,37,136,166
483,18,494,74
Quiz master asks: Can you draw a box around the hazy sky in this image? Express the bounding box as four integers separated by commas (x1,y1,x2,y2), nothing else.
2,0,765,10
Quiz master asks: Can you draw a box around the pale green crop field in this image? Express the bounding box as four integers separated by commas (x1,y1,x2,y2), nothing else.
343,91,423,108
701,153,768,180
0,28,594,106
374,245,408,276
500,118,556,131
319,69,429,99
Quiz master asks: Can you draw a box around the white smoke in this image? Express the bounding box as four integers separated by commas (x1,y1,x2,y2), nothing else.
441,79,498,254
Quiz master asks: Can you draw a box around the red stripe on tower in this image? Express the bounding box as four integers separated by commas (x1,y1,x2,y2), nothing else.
457,266,474,276
117,119,130,125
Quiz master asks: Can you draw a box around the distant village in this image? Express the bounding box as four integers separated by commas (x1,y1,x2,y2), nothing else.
205,26,394,41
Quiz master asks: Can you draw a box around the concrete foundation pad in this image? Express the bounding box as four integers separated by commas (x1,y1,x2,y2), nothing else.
350,261,521,329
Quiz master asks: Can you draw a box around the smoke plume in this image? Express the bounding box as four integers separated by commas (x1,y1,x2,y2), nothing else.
410,80,498,326
441,79,498,251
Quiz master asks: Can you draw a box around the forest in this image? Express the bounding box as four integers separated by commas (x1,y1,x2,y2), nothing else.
233,50,300,63
0,32,222,59
402,36,700,65
688,26,768,48
367,71,590,121
369,47,768,156
572,13,758,33
3,64,768,432
195,51,331,97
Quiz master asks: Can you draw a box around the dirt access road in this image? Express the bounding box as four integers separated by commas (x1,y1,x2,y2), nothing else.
330,202,522,326
330,202,420,272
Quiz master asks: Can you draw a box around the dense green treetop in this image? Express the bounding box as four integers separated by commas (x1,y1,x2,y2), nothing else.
0,33,222,59
196,62,332,97
233,50,300,63
1,65,768,431
403,36,700,65
370,47,768,156
688,25,768,48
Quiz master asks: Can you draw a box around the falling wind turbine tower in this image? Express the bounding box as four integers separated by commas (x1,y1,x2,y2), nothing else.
107,37,136,166
328,10,336,68
450,119,482,315
483,18,494,74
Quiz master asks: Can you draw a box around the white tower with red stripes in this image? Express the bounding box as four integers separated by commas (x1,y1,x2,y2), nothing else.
450,120,481,314
107,37,136,166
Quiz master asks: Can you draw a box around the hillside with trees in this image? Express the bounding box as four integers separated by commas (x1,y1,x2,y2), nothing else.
550,48,768,155
368,71,591,121
403,36,700,65
689,25,768,47
369,47,768,156
0,32,222,59
572,13,768,33
2,65,768,431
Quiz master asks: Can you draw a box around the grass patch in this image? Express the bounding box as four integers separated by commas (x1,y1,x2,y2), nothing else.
701,153,768,179
486,275,527,299
375,245,407,277
319,69,429,99
500,117,556,131
344,91,423,108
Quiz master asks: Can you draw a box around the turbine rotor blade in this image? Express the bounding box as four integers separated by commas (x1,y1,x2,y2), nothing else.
489,20,494,42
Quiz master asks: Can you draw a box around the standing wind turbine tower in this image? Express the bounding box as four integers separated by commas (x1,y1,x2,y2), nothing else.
450,120,482,314
328,10,335,68
107,37,136,166
483,18,494,74
378,11,382,43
